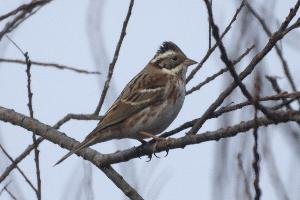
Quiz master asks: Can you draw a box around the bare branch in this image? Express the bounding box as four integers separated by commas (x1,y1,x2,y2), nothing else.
23,51,42,200
186,0,245,83
0,113,101,186
186,44,254,95
266,76,292,110
1,105,300,167
246,2,300,106
201,0,274,123
0,58,101,75
54,113,102,129
188,0,300,134
6,35,42,199
0,0,51,41
237,154,252,200
0,137,43,184
94,0,135,115
0,144,37,193
0,181,17,200
0,0,49,21
0,106,144,199
161,91,300,139
252,72,262,200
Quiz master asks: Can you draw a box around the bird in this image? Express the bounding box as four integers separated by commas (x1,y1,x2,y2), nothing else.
54,41,197,166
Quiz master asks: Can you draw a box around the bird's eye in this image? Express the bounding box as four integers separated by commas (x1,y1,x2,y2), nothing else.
172,56,178,61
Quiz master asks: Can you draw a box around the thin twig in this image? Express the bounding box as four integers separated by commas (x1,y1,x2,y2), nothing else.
265,76,292,110
0,137,43,183
246,2,300,107
0,181,17,200
0,0,49,21
0,180,12,196
0,1,51,41
252,72,262,200
54,113,102,129
237,153,252,200
186,0,246,83
94,0,134,115
160,91,300,139
186,44,254,95
7,35,42,200
262,135,291,200
201,0,274,125
208,0,213,48
0,58,101,75
25,52,42,200
0,145,37,193
188,0,300,134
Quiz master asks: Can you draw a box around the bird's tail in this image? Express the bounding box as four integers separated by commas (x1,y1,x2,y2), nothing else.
53,138,95,166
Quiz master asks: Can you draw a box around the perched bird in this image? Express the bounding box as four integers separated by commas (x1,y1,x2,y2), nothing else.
54,41,197,165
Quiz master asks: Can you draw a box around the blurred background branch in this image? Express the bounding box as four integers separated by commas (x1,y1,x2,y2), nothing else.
1,0,300,199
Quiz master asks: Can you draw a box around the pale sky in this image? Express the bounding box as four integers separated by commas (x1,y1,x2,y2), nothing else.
0,0,299,200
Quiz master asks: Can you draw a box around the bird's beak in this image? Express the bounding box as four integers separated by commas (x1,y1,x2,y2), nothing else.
184,58,197,66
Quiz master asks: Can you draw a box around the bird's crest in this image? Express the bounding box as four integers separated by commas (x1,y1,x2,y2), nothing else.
156,41,181,55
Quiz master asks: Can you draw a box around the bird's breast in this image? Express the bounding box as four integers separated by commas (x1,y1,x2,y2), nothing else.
131,79,185,136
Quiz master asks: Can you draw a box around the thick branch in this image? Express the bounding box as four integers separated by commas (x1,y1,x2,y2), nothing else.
0,107,143,200
0,106,299,167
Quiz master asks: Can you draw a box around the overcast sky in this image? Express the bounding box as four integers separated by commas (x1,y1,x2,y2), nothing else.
0,0,299,200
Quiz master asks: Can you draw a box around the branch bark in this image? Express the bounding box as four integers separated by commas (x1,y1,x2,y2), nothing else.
0,106,144,200
1,106,300,167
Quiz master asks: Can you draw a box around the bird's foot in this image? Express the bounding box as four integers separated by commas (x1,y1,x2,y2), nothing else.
135,133,169,162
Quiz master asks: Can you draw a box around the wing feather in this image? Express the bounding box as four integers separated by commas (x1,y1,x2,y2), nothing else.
90,71,167,134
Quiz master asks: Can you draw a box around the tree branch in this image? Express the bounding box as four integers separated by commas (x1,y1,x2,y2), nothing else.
188,0,300,134
0,0,51,41
0,144,37,193
186,0,245,83
0,107,144,199
186,44,254,95
0,106,300,167
0,58,101,75
94,0,135,115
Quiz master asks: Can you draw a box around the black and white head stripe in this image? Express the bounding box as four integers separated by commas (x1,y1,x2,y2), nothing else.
156,41,182,55
151,41,186,64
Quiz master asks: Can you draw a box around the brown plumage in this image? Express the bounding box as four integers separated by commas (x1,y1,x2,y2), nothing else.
54,41,196,166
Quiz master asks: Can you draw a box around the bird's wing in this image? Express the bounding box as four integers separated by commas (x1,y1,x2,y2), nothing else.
90,71,167,134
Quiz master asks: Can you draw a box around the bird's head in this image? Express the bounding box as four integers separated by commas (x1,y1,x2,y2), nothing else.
150,41,197,77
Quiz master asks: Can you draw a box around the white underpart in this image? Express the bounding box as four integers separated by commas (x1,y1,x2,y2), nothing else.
161,63,185,75
150,50,176,63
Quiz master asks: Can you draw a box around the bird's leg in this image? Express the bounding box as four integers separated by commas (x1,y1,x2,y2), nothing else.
140,131,171,158
139,131,164,159
134,138,155,161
